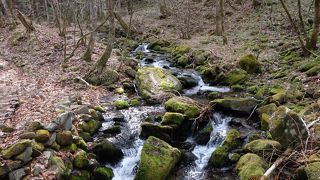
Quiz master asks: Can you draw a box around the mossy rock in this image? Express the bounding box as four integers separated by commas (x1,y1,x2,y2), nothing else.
298,60,319,72
239,54,261,73
297,162,320,180
197,65,224,84
26,121,43,132
299,102,320,122
92,139,123,164
94,105,105,113
93,167,114,180
244,139,281,153
86,68,119,86
87,120,102,135
136,67,182,104
256,103,277,119
193,50,210,65
79,132,93,142
1,140,32,159
135,136,181,180
268,106,308,148
195,122,213,145
177,55,189,67
62,143,78,153
48,155,67,179
70,170,91,180
222,70,247,85
140,122,173,142
31,141,45,157
161,112,185,128
164,96,200,119
19,132,36,139
35,129,50,143
73,150,89,169
208,146,229,168
130,98,141,106
115,88,125,95
56,131,73,146
236,153,267,180
73,137,88,152
103,125,121,135
148,39,171,51
114,100,129,110
175,44,191,55
211,97,259,114
0,124,14,133
222,129,241,150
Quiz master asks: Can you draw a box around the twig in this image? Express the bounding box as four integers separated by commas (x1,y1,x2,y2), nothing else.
261,149,293,180
76,76,95,88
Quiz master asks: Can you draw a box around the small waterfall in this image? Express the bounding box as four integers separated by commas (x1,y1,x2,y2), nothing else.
184,112,231,179
107,106,164,180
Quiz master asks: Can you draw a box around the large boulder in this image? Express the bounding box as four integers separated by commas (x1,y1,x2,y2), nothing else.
161,112,185,128
135,136,181,180
164,96,201,119
92,139,123,164
93,167,114,180
222,70,247,85
86,68,119,86
211,97,259,114
195,122,213,145
263,106,308,148
136,67,182,103
236,153,267,180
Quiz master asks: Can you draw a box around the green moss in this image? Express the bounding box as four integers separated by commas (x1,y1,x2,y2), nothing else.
70,170,91,180
175,44,191,55
222,129,241,150
35,129,50,143
135,136,181,180
73,150,89,169
31,141,45,156
164,97,200,118
51,141,61,151
261,113,271,131
56,131,73,146
94,167,114,180
87,120,102,135
208,146,229,168
130,98,140,106
62,143,78,152
114,100,129,110
211,97,259,114
244,139,282,153
223,70,247,85
1,140,31,159
231,84,245,91
49,155,66,170
94,105,105,113
298,60,318,72
239,54,261,73
161,112,185,128
115,88,125,94
177,55,189,67
236,153,267,180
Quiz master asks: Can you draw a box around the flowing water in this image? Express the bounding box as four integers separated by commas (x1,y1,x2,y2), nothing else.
102,44,234,179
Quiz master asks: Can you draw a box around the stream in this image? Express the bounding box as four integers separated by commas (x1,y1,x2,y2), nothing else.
100,44,235,179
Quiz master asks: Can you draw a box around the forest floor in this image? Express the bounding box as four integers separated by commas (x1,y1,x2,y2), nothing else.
0,1,319,178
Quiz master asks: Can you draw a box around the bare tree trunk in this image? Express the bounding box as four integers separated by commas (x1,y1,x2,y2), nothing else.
308,0,320,49
85,0,115,85
16,10,34,33
44,0,49,21
82,1,97,62
279,0,307,54
1,0,11,17
216,0,224,36
114,11,137,36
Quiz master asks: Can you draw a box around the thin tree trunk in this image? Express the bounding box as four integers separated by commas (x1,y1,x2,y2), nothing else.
308,0,320,49
82,1,97,62
114,11,137,35
279,0,307,54
216,0,223,36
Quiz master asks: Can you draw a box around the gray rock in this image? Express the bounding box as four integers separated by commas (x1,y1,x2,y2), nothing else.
53,112,73,130
9,168,26,180
33,165,42,176
73,105,90,115
45,132,56,146
15,147,33,163
45,122,58,132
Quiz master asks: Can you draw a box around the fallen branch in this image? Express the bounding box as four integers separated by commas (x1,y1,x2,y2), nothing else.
16,10,34,33
76,76,95,89
261,149,294,180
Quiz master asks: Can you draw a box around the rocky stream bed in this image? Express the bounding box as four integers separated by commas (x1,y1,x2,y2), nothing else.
1,42,319,180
